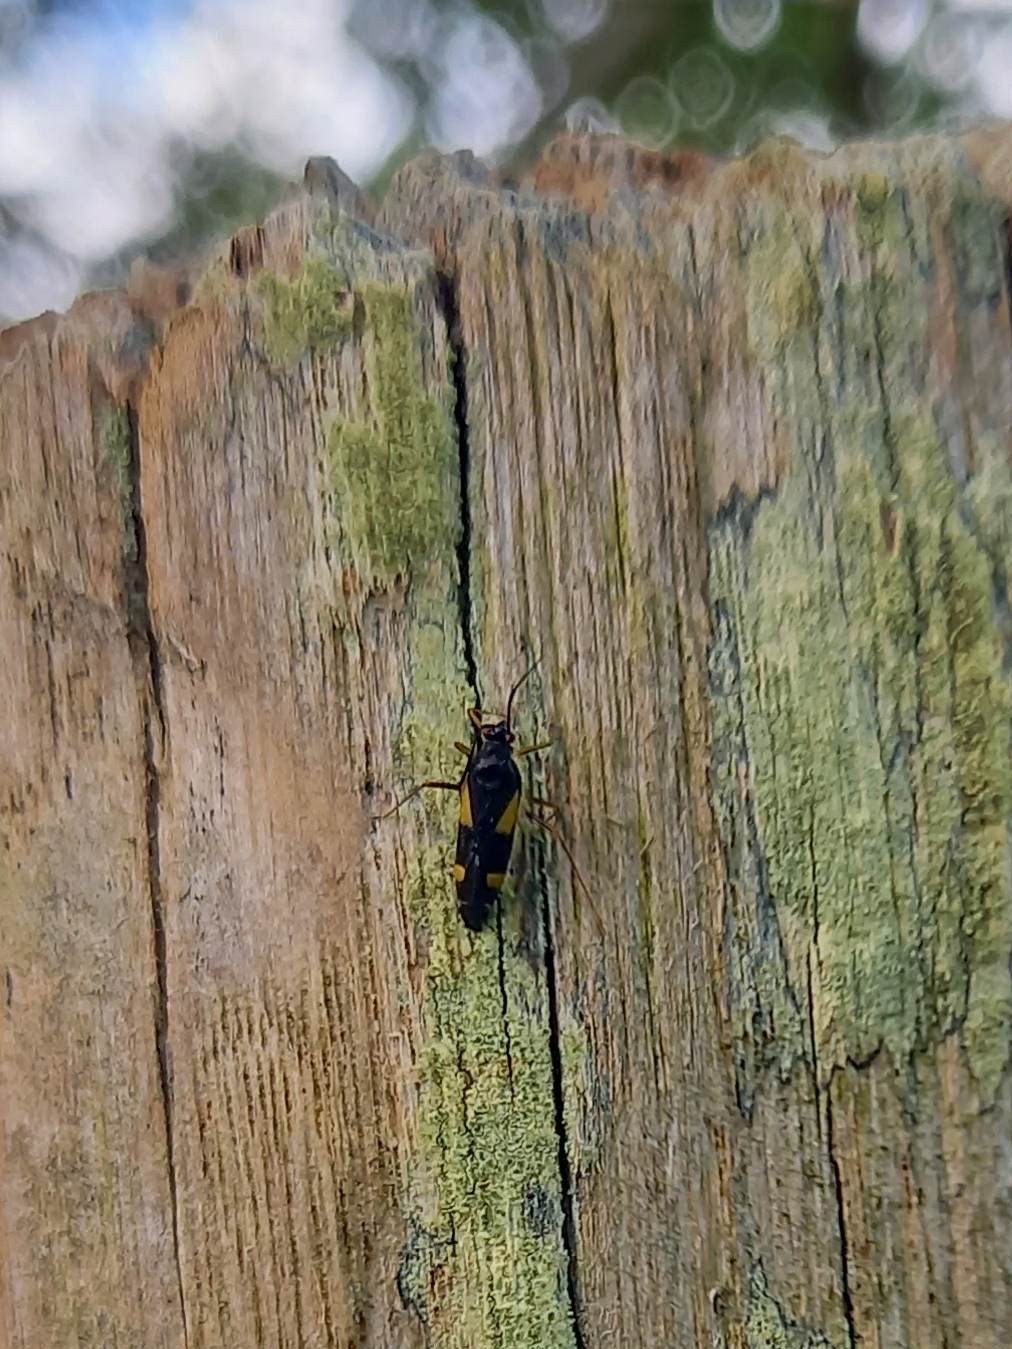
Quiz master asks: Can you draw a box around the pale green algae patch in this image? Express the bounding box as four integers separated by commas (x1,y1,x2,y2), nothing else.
255,220,457,588
710,162,1012,1104
744,210,820,365
402,851,576,1349
99,401,132,505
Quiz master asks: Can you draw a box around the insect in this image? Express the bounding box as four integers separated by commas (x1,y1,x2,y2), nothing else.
381,665,591,932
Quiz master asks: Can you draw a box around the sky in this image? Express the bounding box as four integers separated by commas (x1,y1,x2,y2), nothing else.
0,0,1009,324
0,0,553,320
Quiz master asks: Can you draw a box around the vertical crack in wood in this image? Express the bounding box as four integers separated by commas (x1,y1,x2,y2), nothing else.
1002,215,1012,326
542,881,586,1349
825,1085,857,1349
435,261,584,1344
436,264,521,1111
123,400,189,1348
436,270,480,708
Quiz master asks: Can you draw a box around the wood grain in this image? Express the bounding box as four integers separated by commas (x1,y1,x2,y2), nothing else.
0,298,184,1346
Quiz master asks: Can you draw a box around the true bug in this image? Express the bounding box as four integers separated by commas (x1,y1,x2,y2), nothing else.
381,666,590,932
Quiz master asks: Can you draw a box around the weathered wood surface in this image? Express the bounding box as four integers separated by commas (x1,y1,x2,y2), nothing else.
2,130,1011,1349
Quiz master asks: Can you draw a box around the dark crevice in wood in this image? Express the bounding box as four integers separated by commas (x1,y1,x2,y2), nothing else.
805,956,821,1144
123,399,189,1349
435,270,480,708
825,1089,857,1349
435,264,523,1133
542,882,587,1349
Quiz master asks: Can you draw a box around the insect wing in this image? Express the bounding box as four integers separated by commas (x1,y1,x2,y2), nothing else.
453,750,521,932
455,839,494,931
453,777,490,931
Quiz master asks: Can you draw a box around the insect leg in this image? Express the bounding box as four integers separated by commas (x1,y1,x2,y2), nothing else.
516,739,552,758
376,780,460,820
527,809,604,935
454,741,471,758
529,796,559,814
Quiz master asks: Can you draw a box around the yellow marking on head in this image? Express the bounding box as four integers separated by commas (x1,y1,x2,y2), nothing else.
486,872,506,891
459,782,473,828
495,791,520,836
453,863,467,884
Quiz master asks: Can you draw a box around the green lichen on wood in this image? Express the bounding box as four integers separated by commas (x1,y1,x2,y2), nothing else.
708,586,808,1112
257,252,355,364
745,1263,833,1348
403,849,576,1349
325,283,458,583
711,404,1012,1101
709,159,1012,1103
744,211,820,363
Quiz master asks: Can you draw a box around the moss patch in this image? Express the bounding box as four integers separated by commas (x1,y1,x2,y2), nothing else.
325,283,458,584
257,252,355,365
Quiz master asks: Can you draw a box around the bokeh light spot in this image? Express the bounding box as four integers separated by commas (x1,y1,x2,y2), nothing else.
427,14,542,157
857,0,929,65
536,0,610,46
615,75,677,149
671,47,735,129
713,0,781,54
564,95,617,134
918,13,981,94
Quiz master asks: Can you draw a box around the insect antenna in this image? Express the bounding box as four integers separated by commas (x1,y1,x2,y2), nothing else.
375,779,459,821
505,659,539,735
527,805,604,936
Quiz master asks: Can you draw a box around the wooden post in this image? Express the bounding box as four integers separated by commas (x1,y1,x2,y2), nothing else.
2,131,1010,1348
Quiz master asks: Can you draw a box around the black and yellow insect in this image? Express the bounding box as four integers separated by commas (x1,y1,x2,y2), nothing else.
382,666,570,931
451,694,550,931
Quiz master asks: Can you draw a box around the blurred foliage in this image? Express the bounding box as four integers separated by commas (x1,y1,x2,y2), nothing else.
104,0,958,274
362,0,948,186
154,1,921,262
499,0,873,153
151,149,286,265
21,0,974,299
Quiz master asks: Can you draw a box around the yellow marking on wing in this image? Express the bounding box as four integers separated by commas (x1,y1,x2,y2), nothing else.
459,782,473,828
495,791,520,836
486,872,506,891
452,863,467,884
